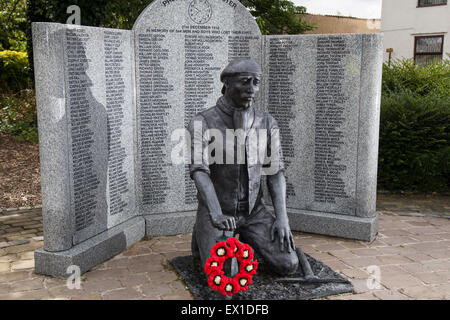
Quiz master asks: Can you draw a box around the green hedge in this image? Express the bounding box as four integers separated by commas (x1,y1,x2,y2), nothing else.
378,59,450,192
0,89,38,143
0,50,31,92
0,50,36,142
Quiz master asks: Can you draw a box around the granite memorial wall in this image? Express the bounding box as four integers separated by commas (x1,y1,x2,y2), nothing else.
261,33,382,242
33,23,143,277
32,0,382,277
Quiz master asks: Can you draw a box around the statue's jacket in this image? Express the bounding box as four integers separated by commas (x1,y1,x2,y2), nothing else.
187,98,285,217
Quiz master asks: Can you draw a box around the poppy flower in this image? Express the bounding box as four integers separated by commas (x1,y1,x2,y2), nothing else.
204,257,224,275
219,277,239,296
236,243,254,262
235,272,253,291
207,271,224,291
226,237,242,255
240,259,258,276
211,241,231,261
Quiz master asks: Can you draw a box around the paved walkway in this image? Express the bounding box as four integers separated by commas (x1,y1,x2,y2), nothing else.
0,196,449,300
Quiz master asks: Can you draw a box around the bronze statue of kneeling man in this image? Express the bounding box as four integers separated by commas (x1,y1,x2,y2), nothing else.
187,58,299,276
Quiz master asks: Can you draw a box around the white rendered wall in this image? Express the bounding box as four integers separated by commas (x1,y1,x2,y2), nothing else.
381,0,450,62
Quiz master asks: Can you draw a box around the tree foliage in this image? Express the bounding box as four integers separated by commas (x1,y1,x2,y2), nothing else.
27,0,109,26
0,0,28,51
0,50,30,91
241,0,314,35
104,1,153,30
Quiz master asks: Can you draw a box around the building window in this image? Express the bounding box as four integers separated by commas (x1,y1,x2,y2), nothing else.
414,35,444,65
418,0,447,7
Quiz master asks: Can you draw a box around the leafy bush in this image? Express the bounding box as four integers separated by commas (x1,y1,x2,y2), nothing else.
0,0,27,51
0,50,31,92
382,59,450,97
378,59,450,192
0,89,38,143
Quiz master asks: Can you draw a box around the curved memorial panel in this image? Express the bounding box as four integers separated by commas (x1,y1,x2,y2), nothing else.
133,0,262,220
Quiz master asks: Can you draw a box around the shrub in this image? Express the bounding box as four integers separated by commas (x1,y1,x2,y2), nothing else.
0,50,31,92
0,89,38,143
0,0,27,52
382,59,450,97
378,59,450,192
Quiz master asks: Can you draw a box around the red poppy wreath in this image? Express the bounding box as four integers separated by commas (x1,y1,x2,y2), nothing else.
204,237,258,296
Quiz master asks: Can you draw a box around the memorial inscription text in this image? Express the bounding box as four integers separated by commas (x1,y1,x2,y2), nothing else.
104,31,129,215
136,24,257,208
138,32,173,206
66,29,99,231
267,38,296,198
314,36,350,204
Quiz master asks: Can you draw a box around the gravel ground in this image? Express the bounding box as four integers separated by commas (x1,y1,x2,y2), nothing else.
0,133,41,210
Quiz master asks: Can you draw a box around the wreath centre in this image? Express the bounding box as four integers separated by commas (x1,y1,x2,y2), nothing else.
204,237,258,297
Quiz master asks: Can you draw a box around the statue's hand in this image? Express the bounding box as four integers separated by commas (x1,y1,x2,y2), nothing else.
270,218,295,253
211,214,236,231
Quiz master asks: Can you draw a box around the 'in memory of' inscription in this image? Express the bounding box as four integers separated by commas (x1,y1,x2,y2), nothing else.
314,36,350,204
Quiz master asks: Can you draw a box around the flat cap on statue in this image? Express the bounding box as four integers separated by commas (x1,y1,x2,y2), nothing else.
220,58,262,82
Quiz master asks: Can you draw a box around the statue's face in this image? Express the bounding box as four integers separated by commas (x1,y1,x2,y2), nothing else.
224,72,261,109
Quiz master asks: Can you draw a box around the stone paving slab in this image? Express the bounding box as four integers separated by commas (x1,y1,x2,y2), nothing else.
0,198,449,300
0,208,43,246
377,194,450,217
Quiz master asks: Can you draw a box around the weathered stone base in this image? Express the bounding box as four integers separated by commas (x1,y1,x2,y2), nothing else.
143,209,378,242
287,208,379,242
144,211,196,237
34,216,145,278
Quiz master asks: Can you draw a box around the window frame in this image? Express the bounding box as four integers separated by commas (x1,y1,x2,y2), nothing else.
413,35,444,64
417,0,447,8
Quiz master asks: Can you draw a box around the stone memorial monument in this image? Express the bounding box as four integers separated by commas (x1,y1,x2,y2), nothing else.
263,33,382,242
32,0,382,279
